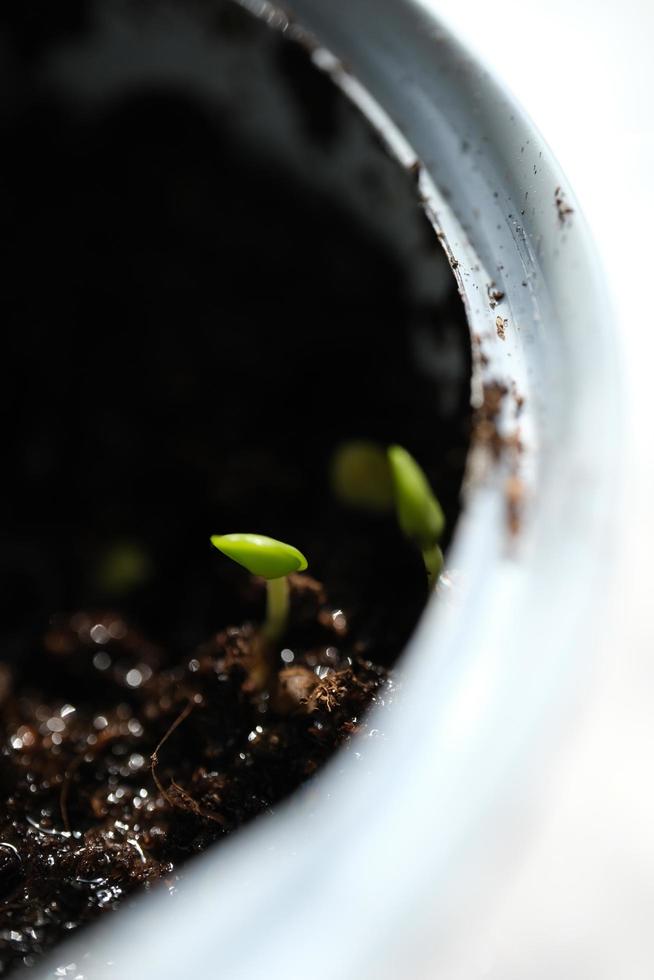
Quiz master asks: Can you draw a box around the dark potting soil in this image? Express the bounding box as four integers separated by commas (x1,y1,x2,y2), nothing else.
0,582,393,973
0,1,472,972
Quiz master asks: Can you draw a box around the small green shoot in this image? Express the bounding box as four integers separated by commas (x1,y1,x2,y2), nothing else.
387,445,445,588
95,540,152,595
330,440,394,513
210,533,307,644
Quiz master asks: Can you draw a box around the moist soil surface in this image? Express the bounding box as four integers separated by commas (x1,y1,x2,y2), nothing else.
0,1,471,973
0,577,394,974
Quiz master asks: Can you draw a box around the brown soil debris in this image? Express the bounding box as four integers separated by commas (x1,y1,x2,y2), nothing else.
271,664,319,713
555,186,574,224
473,381,509,459
0,581,392,971
495,315,507,341
505,474,525,536
472,381,525,534
487,281,505,308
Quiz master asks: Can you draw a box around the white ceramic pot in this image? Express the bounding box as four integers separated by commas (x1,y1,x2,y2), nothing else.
37,2,622,978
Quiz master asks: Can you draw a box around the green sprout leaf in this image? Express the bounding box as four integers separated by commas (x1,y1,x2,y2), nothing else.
210,533,307,580
387,445,445,549
210,533,308,659
330,440,394,513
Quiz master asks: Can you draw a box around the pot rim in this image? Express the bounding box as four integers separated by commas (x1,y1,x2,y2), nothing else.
36,2,622,977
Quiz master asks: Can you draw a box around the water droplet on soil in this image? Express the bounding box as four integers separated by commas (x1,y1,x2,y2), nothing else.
90,624,110,645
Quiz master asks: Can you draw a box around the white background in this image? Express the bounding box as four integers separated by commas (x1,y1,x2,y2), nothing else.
419,2,654,976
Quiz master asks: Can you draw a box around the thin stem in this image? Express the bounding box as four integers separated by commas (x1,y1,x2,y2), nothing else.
422,543,443,591
263,575,290,644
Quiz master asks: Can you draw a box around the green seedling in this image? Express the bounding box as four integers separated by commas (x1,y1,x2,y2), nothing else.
210,533,307,643
95,540,152,595
330,440,394,513
387,445,445,588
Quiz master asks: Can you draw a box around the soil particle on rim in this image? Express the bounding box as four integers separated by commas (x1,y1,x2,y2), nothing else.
408,159,422,186
505,473,525,536
495,315,507,341
470,380,526,535
511,380,525,417
473,380,510,459
486,281,505,309
471,333,490,369
555,185,574,224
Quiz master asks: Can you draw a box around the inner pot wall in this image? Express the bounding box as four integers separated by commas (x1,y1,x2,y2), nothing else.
2,0,473,967
35,1,621,978
3,0,469,656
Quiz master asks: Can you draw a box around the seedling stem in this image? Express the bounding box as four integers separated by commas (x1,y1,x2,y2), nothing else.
264,574,290,644
210,532,307,643
387,445,445,589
